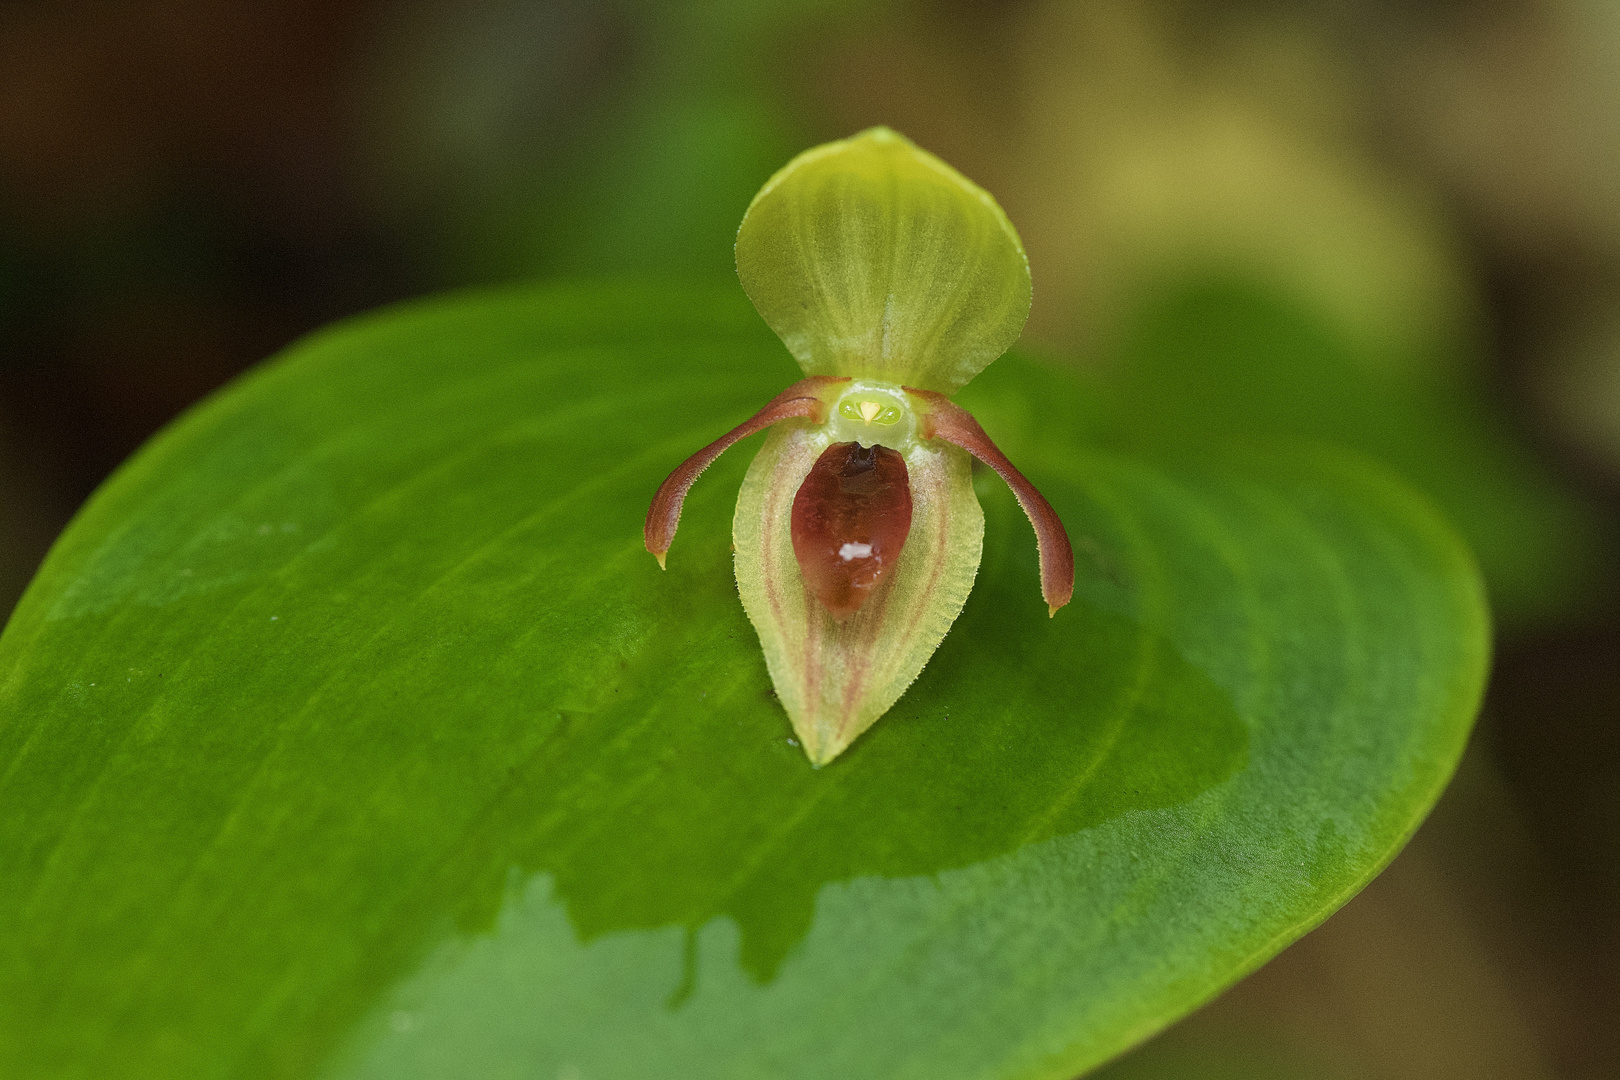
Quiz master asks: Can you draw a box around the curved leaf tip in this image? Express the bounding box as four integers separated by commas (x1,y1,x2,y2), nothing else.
735,127,1032,394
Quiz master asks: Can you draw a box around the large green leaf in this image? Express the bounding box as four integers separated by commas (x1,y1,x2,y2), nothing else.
0,283,1487,1079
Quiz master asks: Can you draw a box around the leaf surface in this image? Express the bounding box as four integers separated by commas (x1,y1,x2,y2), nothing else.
0,283,1487,1080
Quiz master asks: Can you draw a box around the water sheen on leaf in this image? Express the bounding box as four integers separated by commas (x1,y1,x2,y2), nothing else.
0,283,1487,1080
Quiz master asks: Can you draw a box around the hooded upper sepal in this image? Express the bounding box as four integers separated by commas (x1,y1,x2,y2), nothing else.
734,422,984,765
735,127,1032,395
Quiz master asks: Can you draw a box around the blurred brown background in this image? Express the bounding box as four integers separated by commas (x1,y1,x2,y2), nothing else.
1,2,1616,1078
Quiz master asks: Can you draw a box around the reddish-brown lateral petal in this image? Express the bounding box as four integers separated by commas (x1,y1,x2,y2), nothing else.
790,443,914,619
645,376,847,566
908,388,1074,615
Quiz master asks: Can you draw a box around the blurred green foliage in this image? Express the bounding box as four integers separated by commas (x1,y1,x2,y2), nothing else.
1092,275,1615,630
366,0,887,283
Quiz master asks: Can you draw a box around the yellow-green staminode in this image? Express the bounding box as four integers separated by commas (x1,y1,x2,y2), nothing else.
647,128,1071,765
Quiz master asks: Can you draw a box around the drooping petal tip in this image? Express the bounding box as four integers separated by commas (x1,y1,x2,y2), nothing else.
644,377,846,566
908,388,1075,617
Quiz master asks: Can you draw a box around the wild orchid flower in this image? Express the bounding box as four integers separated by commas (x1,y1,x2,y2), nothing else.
646,127,1073,765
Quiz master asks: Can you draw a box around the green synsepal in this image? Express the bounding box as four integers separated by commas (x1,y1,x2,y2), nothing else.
733,422,984,764
735,127,1032,395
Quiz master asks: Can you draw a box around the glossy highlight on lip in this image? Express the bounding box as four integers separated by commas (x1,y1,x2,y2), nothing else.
790,442,913,620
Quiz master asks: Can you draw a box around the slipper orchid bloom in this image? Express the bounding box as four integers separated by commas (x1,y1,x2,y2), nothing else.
646,127,1073,765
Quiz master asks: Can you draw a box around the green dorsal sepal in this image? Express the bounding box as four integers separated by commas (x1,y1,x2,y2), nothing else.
735,127,1032,395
